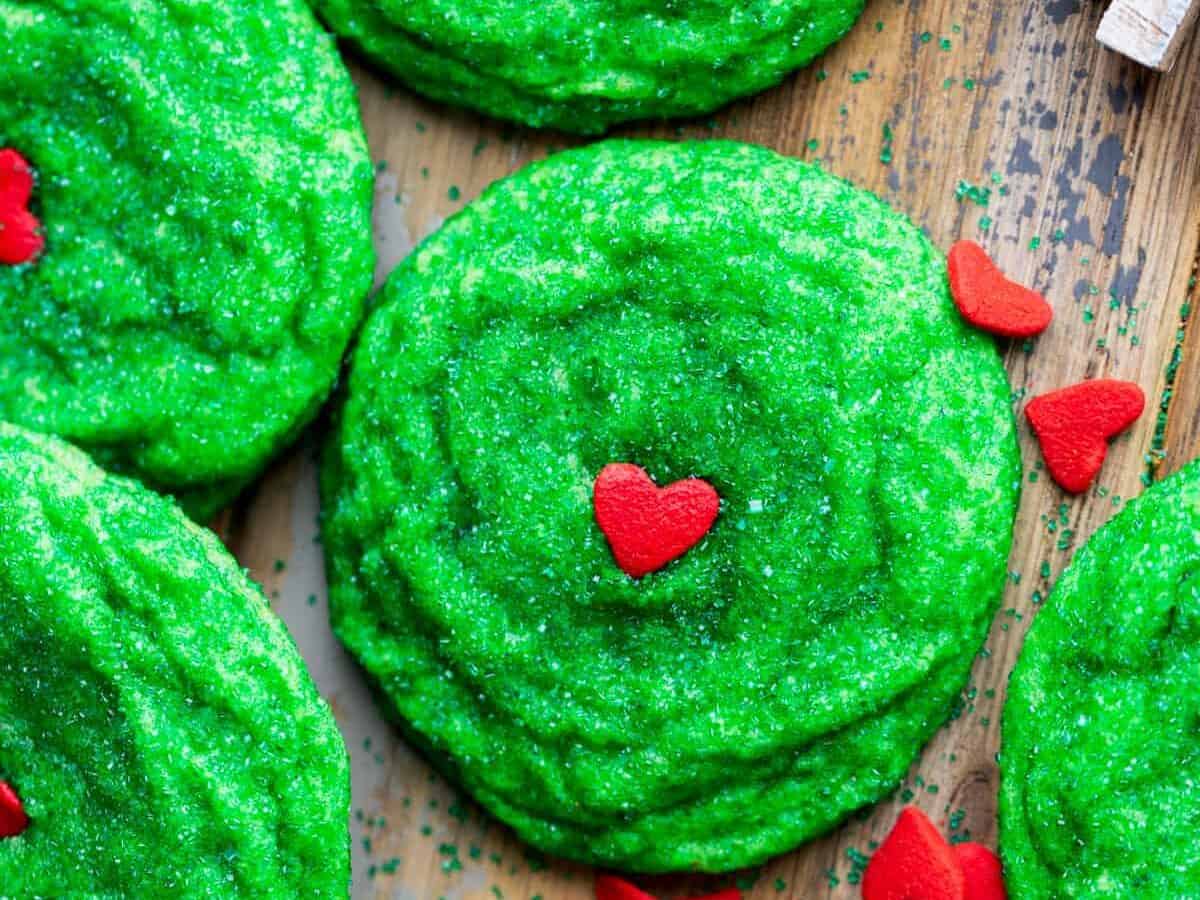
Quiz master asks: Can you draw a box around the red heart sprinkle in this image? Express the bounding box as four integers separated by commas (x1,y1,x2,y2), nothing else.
594,875,741,900
1025,379,1145,494
947,240,1052,338
593,463,720,578
596,875,656,900
0,149,34,207
0,780,29,839
863,807,966,900
955,843,1007,900
0,149,44,266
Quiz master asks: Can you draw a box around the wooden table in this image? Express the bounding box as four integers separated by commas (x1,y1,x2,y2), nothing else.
222,0,1200,896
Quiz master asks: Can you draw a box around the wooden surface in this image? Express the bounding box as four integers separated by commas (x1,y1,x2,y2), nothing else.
1098,0,1200,70
225,0,1200,897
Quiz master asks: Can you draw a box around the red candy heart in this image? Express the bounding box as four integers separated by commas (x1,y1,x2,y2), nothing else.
947,240,1052,338
0,149,34,206
594,875,740,900
0,149,44,266
593,463,719,578
0,780,29,839
1025,379,1145,493
596,875,656,900
863,807,966,900
955,843,1007,900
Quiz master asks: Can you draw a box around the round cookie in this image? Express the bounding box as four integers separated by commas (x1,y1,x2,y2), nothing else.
1001,462,1200,896
309,0,866,133
0,0,374,519
0,423,349,896
321,140,1021,872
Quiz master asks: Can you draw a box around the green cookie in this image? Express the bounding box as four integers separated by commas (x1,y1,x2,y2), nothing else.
309,0,865,133
0,424,349,896
0,0,374,519
1002,462,1200,897
321,140,1020,872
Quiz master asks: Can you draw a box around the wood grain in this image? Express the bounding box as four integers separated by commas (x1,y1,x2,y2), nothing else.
227,0,1200,896
1098,0,1200,71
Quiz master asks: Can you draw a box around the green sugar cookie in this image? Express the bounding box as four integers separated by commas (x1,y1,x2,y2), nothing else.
0,424,349,896
1002,462,1200,897
0,0,374,519
321,139,1021,872
309,0,866,133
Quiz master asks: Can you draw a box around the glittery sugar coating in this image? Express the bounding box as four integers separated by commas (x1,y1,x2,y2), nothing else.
309,0,866,134
321,140,1021,872
0,0,374,518
0,424,349,895
1001,462,1200,896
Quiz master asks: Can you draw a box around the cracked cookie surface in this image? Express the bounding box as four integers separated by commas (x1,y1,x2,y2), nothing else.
321,140,1020,872
310,0,866,133
0,424,349,896
0,0,374,517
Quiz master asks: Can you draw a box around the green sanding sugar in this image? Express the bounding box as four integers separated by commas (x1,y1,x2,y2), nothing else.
321,140,1020,873
1002,461,1200,895
955,179,992,206
0,0,374,519
309,0,866,133
0,425,349,895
